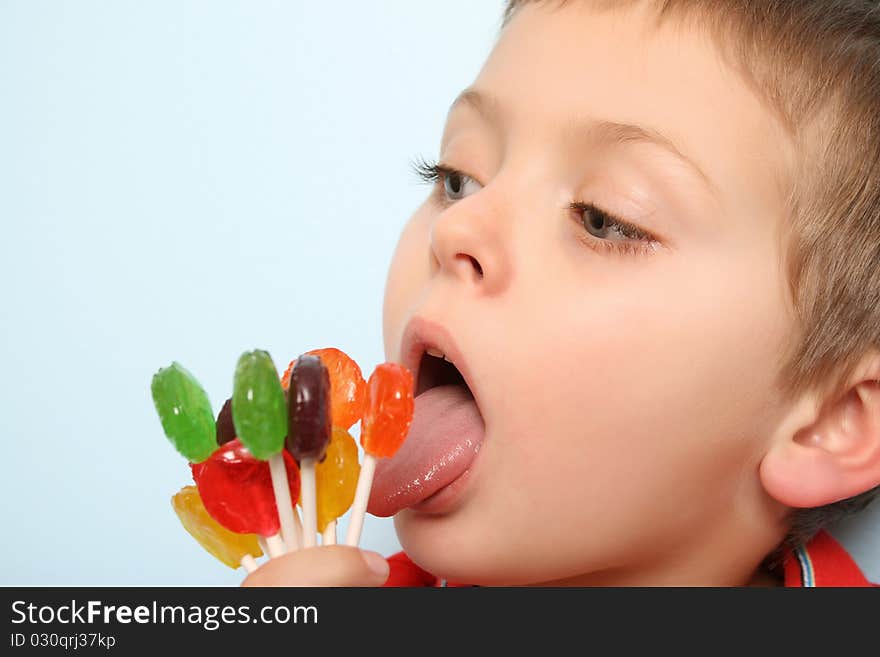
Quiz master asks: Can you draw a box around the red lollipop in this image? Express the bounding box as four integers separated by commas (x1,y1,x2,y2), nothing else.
192,439,301,537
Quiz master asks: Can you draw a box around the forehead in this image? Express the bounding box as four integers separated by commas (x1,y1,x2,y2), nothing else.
461,2,794,222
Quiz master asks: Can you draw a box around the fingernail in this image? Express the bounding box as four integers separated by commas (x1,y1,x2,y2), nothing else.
362,550,390,579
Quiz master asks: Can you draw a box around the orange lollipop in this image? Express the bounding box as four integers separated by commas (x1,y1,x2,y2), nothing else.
359,363,414,458
345,362,414,546
282,348,367,430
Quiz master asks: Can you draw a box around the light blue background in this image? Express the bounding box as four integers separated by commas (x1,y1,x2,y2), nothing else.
0,0,503,585
1,1,877,585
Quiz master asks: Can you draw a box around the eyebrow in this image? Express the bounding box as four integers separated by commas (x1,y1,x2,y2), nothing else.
449,88,718,197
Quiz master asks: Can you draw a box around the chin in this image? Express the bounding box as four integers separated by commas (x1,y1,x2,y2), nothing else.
395,510,489,584
393,510,551,586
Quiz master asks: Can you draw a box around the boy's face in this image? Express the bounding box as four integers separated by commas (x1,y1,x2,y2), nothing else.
377,2,796,584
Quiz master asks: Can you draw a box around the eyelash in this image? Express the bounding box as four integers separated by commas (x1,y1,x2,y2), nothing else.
411,156,660,256
567,201,659,256
411,156,458,197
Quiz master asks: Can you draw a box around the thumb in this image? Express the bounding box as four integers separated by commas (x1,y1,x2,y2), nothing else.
241,545,390,587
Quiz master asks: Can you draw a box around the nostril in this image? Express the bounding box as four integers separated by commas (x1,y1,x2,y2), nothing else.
468,256,483,278
451,253,485,281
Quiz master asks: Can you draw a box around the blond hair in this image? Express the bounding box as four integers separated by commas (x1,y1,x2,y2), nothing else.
503,0,880,548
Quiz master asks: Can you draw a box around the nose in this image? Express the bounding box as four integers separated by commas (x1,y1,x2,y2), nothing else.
429,196,512,295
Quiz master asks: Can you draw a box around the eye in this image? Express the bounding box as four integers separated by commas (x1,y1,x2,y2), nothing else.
580,203,641,241
570,201,660,256
411,157,483,204
443,170,482,200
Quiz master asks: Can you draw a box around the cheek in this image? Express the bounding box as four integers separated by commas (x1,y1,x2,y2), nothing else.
382,206,433,360
483,245,791,537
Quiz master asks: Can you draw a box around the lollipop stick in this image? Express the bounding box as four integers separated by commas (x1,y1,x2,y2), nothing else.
264,533,285,558
301,458,318,548
322,520,337,546
292,505,304,542
240,554,258,573
344,453,376,547
257,535,270,557
268,452,302,551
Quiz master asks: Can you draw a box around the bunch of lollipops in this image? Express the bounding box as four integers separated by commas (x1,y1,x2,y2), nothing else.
151,347,414,574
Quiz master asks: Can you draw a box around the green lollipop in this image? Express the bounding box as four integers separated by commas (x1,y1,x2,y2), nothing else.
232,349,301,551
151,362,216,463
232,350,288,460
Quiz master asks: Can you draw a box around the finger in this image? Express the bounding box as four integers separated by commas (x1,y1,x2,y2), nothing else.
241,545,390,587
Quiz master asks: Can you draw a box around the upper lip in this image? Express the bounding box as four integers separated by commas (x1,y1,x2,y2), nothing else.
399,315,482,411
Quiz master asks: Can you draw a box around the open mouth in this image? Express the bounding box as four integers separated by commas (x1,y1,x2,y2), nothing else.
415,348,474,400
367,317,486,516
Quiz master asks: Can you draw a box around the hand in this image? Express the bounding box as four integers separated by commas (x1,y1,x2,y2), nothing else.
241,545,390,587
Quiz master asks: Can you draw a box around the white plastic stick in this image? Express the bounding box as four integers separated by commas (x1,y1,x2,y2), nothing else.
292,505,304,543
264,533,285,558
301,457,317,548
268,452,301,551
322,520,337,546
240,554,258,573
344,454,376,547
257,536,270,557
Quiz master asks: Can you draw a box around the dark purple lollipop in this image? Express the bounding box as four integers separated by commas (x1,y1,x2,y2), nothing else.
216,398,236,445
285,354,331,462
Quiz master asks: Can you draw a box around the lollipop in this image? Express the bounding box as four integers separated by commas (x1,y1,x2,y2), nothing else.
345,362,414,547
215,398,236,445
286,354,332,548
312,427,360,545
232,350,302,552
283,348,367,430
193,438,300,557
172,485,262,572
151,362,216,463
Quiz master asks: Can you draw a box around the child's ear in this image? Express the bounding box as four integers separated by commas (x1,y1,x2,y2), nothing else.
759,351,880,508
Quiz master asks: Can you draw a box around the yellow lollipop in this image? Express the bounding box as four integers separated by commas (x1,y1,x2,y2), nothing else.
314,427,361,543
171,485,263,571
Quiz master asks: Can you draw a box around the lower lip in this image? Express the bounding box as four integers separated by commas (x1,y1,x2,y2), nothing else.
407,461,477,515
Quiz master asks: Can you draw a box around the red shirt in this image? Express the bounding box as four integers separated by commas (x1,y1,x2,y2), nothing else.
383,530,876,587
780,530,877,587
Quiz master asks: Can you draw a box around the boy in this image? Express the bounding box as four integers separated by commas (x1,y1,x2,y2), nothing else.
246,0,880,586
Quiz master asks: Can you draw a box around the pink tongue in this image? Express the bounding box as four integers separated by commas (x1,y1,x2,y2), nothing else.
368,384,484,517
